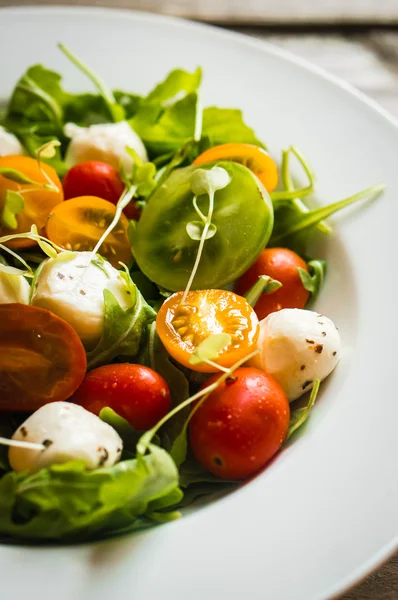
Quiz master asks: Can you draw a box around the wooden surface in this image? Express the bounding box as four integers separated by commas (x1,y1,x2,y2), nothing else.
0,1,397,598
2,0,398,24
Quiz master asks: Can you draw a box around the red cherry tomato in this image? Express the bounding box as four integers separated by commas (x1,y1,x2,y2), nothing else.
62,161,140,220
0,303,87,411
73,363,171,431
189,367,290,480
235,247,310,321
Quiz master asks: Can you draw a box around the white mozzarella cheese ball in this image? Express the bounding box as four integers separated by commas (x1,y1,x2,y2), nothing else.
0,126,25,156
31,251,133,348
9,402,123,473
249,308,341,401
0,271,30,304
64,121,148,171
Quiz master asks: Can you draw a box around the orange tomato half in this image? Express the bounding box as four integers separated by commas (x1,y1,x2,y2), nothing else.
46,196,132,268
0,155,63,248
156,290,259,372
193,143,278,193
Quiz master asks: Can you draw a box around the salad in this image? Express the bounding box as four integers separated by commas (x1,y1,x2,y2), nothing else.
0,44,383,543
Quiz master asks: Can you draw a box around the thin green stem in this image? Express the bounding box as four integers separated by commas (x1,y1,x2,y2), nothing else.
0,244,33,274
92,185,137,257
181,189,215,304
58,43,122,123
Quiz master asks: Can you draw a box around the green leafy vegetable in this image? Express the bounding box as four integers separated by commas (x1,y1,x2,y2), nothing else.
145,68,202,106
1,191,24,230
298,259,326,306
202,107,264,147
270,183,385,253
0,445,180,542
287,379,320,439
99,408,142,454
138,322,190,453
131,93,198,157
87,286,156,369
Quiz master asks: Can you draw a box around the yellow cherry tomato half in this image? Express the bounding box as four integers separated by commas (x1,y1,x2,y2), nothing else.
46,196,132,268
156,290,260,372
0,155,63,249
193,143,278,193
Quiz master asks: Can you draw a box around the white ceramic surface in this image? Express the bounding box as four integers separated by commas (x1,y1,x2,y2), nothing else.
0,7,397,600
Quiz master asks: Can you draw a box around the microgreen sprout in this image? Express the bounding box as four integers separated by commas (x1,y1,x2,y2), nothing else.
58,43,124,123
181,166,231,304
0,437,45,451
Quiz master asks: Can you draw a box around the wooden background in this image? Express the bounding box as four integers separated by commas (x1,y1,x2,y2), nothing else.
1,1,397,598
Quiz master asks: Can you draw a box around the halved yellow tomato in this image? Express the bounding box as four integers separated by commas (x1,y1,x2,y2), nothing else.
193,143,278,192
0,155,63,249
46,196,132,268
156,290,259,372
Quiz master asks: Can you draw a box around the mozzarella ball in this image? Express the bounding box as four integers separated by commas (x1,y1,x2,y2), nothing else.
248,308,341,401
0,271,30,304
31,251,133,348
64,121,147,171
0,126,25,156
9,402,123,473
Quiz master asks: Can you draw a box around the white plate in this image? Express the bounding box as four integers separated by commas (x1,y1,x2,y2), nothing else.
1,7,397,600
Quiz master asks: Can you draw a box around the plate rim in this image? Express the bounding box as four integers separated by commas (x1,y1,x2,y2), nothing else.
0,6,397,600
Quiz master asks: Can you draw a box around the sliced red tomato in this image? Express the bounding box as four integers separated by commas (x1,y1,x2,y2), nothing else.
156,290,259,372
62,161,140,220
193,143,278,192
73,363,171,431
190,367,290,480
0,304,87,411
235,247,310,320
0,155,63,249
46,195,132,268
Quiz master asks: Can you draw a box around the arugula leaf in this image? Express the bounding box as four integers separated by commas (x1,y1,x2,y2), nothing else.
87,286,156,369
145,68,202,105
270,183,385,254
298,259,326,307
138,322,190,453
0,445,180,541
287,379,320,440
202,107,264,147
0,191,24,230
99,408,142,454
131,93,198,157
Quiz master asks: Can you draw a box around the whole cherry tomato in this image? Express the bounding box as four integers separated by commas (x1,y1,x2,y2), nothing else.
235,247,310,320
190,367,290,480
62,161,140,220
73,363,171,431
0,303,86,411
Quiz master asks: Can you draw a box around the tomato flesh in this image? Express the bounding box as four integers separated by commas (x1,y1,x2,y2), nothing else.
73,363,171,431
194,143,278,193
0,155,63,248
190,367,290,479
156,290,259,372
235,247,310,320
0,304,87,411
46,195,132,268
